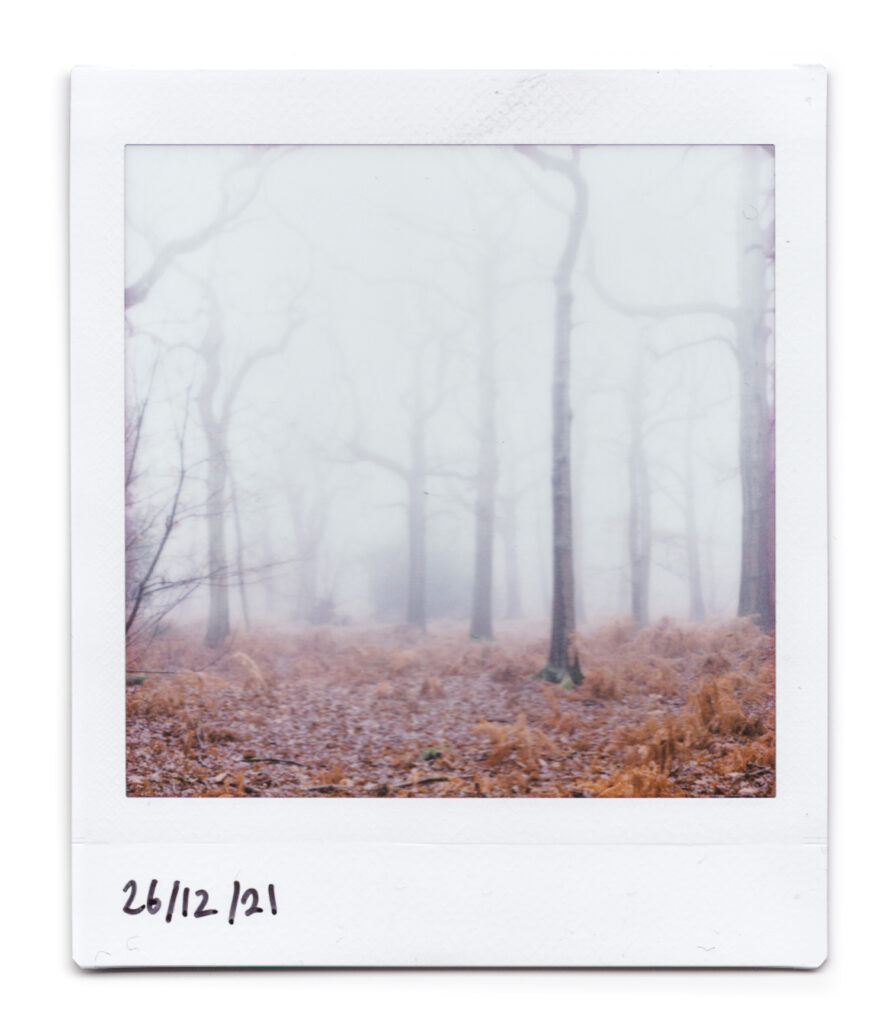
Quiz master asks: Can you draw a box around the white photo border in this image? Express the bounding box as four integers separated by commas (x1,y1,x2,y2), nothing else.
71,69,827,967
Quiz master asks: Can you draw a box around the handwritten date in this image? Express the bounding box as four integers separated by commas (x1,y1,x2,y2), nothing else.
122,879,277,924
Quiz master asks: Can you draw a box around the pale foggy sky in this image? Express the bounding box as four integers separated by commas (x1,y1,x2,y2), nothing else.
125,144,773,628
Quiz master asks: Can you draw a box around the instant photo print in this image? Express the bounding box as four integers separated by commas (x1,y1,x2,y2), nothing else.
71,68,827,967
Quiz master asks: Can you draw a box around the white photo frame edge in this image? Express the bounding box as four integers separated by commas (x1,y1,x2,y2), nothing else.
71,68,827,968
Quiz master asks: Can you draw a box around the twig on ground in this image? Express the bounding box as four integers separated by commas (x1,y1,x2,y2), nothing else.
242,755,303,766
395,776,453,788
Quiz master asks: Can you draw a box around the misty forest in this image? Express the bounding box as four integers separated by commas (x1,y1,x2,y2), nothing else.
125,144,775,798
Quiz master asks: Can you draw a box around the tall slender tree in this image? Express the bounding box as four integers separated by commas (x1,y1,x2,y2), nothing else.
469,251,499,641
516,145,587,685
734,146,775,632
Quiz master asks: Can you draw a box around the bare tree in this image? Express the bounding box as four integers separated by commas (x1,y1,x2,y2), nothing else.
516,145,587,685
380,178,506,641
345,332,450,631
734,147,775,633
124,388,202,639
195,285,300,647
124,350,159,620
585,145,775,631
125,447,189,636
125,147,304,645
632,327,739,627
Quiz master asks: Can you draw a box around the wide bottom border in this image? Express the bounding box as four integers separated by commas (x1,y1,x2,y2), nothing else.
72,839,826,968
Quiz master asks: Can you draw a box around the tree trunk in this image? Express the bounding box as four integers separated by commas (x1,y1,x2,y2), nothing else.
407,471,427,630
572,407,588,625
736,146,775,633
500,488,523,620
470,468,495,639
469,276,497,641
542,153,588,684
626,350,651,631
229,466,251,632
406,388,427,630
198,304,231,649
736,331,774,632
204,430,231,647
347,341,434,631
195,285,295,646
684,373,706,622
582,144,775,632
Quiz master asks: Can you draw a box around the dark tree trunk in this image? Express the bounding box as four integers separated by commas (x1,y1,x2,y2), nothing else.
540,150,588,685
735,146,775,633
736,329,774,632
572,408,588,625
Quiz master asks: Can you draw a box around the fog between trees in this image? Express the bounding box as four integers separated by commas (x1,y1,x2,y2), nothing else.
125,144,774,667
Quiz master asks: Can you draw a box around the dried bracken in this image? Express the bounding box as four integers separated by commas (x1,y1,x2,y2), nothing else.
126,618,775,798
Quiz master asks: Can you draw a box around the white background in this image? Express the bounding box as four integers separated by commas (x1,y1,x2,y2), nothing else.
0,0,872,1017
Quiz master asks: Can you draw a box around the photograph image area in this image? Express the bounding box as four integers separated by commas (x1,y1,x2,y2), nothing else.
124,144,775,799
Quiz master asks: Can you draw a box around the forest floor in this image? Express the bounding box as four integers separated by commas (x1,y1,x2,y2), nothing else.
126,617,775,798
